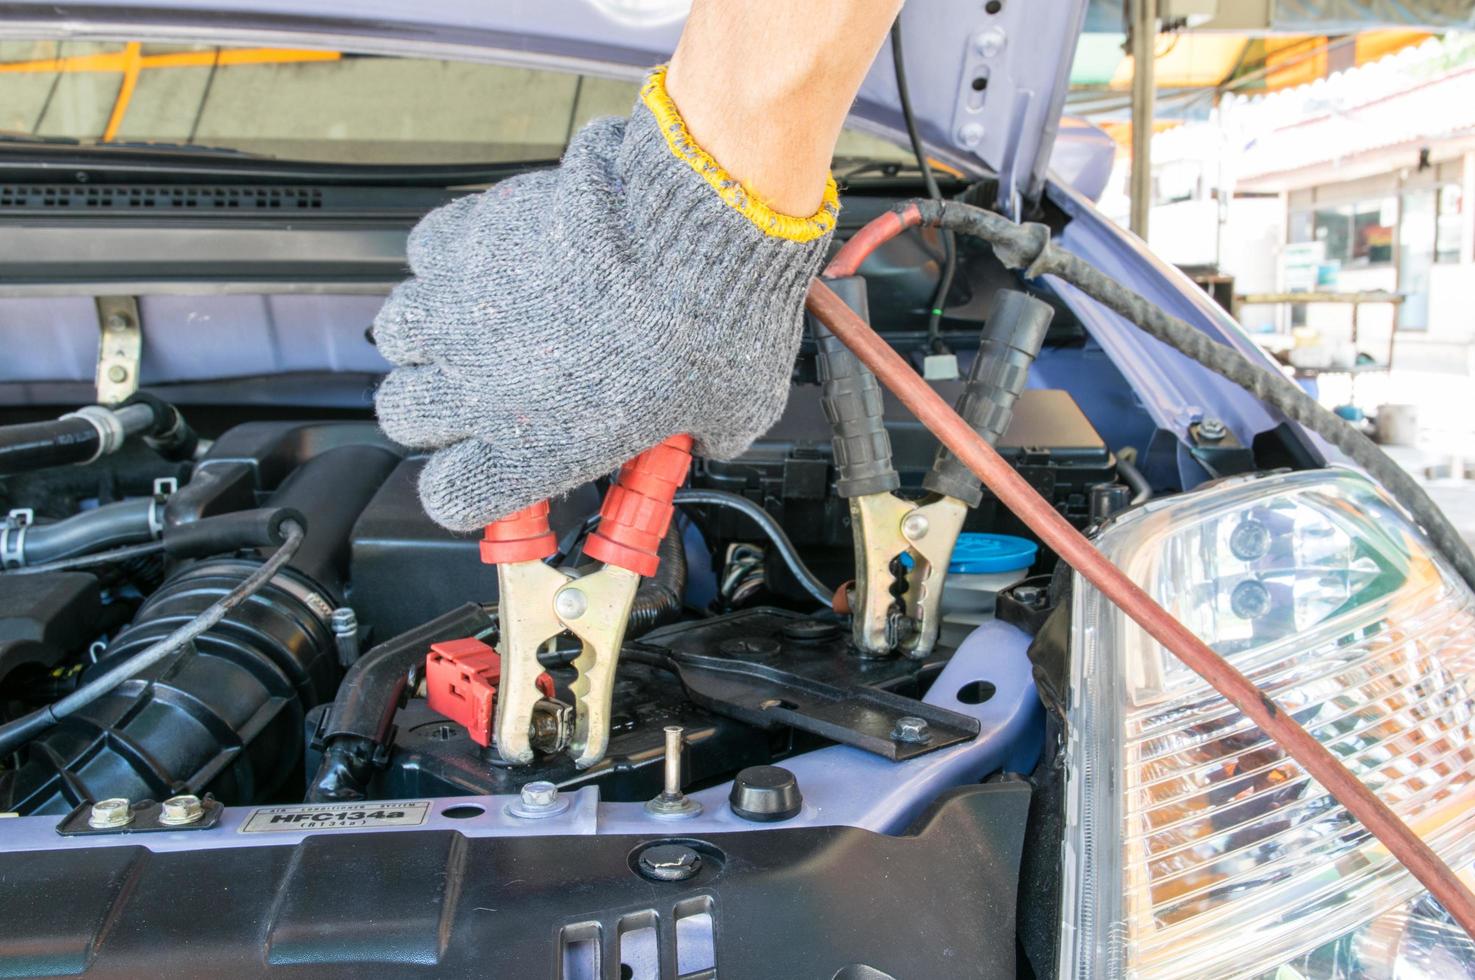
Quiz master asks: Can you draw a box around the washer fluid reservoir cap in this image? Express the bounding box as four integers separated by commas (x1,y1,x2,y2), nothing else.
947,533,1038,574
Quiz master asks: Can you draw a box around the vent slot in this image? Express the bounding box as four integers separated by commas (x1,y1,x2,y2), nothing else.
675,897,717,978
559,921,601,980
618,912,658,980
0,184,325,211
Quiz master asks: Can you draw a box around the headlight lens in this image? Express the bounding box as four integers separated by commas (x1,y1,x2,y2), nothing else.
1060,469,1475,979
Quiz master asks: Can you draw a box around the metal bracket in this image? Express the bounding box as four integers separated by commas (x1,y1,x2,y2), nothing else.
94,296,142,406
647,609,982,763
665,648,979,762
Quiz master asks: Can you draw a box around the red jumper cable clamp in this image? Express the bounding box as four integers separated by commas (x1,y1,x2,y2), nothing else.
474,434,693,768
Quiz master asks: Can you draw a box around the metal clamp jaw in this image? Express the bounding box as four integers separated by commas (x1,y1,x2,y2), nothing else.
482,435,693,769
847,492,968,658
815,278,1052,659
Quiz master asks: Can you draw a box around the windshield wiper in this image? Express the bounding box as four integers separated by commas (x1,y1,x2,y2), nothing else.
0,139,563,188
0,131,82,146
0,132,269,158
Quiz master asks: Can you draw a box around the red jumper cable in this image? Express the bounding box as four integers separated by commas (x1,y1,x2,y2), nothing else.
805,209,1475,938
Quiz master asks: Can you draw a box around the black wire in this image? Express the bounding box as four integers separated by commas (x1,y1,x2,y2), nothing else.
891,19,956,354
906,196,1475,594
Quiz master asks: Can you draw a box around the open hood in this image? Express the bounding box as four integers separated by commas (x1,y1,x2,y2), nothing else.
1,0,1090,209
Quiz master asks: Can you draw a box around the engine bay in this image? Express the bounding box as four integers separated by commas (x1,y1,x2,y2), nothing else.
0,373,1113,817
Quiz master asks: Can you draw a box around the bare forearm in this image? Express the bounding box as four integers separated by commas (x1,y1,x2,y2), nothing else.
665,0,903,218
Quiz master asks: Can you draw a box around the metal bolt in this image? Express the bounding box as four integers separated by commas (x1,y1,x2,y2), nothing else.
973,27,1008,57
1013,585,1043,606
88,798,133,829
959,123,985,147
645,725,702,818
901,512,930,541
506,779,571,819
892,716,931,744
1198,417,1228,442
554,587,588,620
521,781,559,809
661,726,683,796
105,312,131,331
106,364,128,383
637,843,701,882
159,794,204,826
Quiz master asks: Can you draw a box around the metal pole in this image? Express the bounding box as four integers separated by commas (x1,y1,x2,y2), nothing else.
1129,0,1157,239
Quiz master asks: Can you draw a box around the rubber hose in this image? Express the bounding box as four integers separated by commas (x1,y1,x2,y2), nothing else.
830,199,1475,595
627,523,687,637
9,498,158,567
262,444,400,597
5,540,165,576
1116,454,1152,506
0,417,100,476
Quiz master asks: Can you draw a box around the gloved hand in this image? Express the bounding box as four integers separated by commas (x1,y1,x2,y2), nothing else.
373,67,837,532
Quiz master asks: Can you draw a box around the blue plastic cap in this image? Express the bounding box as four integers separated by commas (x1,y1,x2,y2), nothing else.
947,533,1038,574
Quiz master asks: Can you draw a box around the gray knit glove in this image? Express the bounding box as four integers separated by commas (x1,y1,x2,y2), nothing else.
373,67,837,532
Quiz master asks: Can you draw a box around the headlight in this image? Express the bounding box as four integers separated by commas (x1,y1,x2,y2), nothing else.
1059,468,1475,979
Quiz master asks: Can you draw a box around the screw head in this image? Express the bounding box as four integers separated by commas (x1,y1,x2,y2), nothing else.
159,794,204,826
973,27,1008,57
88,798,133,829
106,364,128,383
637,843,701,882
554,587,588,620
959,123,985,147
506,779,572,819
1231,579,1272,620
901,512,930,541
105,312,131,331
892,716,931,744
1198,418,1228,442
520,781,559,809
1229,519,1272,561
1013,585,1044,606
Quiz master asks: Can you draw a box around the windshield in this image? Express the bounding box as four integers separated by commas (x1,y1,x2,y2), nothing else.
1,40,914,168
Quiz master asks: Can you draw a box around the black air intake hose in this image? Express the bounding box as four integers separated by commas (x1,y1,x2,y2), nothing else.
261,444,400,597
0,437,401,814
0,557,338,815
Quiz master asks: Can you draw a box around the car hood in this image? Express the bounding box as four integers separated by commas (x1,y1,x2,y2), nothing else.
2,0,1090,208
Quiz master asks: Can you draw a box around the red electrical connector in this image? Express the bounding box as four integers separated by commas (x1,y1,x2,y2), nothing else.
425,637,553,748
